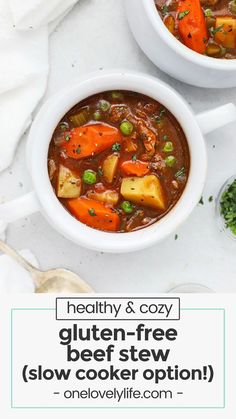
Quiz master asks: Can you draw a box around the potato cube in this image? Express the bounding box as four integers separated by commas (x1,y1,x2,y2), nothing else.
120,175,165,210
214,17,236,49
103,153,119,183
57,165,81,198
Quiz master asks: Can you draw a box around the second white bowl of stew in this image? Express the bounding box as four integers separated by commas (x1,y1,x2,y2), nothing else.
1,71,236,252
125,0,236,87
156,0,236,59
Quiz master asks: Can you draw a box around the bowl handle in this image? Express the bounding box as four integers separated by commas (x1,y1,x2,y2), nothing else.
196,103,236,135
0,191,39,224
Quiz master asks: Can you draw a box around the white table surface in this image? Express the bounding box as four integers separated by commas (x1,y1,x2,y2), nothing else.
1,0,236,293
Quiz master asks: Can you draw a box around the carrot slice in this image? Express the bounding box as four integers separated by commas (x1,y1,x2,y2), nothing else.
164,15,175,35
62,124,122,159
66,197,120,232
121,160,150,177
177,0,208,54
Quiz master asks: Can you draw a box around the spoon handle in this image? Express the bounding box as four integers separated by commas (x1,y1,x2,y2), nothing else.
0,239,40,277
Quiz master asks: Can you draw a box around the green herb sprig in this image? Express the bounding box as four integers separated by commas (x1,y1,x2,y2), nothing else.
178,10,190,20
162,4,169,16
175,167,186,180
209,24,224,36
112,143,121,152
88,208,97,217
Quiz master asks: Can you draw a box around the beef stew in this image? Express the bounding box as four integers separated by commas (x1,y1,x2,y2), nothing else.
156,0,236,58
48,91,190,233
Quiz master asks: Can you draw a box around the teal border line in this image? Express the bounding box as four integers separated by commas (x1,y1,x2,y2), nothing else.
10,307,226,410
10,309,13,408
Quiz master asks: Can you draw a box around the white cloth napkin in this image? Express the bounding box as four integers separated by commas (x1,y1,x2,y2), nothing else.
0,0,78,290
0,0,78,172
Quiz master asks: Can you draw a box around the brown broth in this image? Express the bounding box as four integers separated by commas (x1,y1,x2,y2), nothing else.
48,91,190,233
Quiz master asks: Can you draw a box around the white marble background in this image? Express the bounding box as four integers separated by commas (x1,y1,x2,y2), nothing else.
1,0,236,293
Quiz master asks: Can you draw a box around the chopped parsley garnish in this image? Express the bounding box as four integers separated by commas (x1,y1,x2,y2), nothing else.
132,154,137,161
60,123,68,131
163,135,169,141
210,24,224,35
175,167,185,179
159,107,166,117
199,196,204,205
154,116,161,124
88,208,96,217
178,10,190,20
98,168,103,176
65,134,71,142
162,4,169,16
112,142,121,151
175,234,178,240
220,179,236,236
153,108,166,124
76,147,81,154
208,195,213,203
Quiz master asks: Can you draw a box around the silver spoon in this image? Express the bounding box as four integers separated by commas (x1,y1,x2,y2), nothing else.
0,239,94,293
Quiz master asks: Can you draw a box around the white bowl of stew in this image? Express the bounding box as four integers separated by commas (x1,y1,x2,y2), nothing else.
0,71,236,252
125,0,236,88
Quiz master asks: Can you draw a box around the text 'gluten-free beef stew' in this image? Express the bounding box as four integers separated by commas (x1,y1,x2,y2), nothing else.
156,0,236,58
48,91,190,233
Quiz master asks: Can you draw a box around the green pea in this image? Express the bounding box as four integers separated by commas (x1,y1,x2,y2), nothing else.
165,156,177,167
230,0,236,14
204,8,212,17
163,141,174,152
121,201,134,214
83,170,97,185
120,121,134,136
93,110,102,121
111,91,124,100
99,100,111,112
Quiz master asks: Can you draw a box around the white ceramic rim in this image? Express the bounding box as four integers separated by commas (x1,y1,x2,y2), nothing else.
27,70,207,253
144,0,236,71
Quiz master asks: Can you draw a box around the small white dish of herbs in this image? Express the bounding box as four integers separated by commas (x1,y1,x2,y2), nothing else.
217,175,236,240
